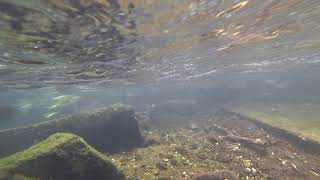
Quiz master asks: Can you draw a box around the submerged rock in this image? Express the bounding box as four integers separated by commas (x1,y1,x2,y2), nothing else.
0,103,143,157
193,170,239,180
0,133,125,180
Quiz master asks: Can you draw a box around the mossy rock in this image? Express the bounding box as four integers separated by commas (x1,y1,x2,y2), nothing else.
0,133,125,180
0,103,143,157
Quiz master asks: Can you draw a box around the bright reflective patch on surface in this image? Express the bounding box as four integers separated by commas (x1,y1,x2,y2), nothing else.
216,1,249,17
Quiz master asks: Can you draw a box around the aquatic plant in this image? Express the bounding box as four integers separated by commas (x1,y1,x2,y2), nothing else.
173,152,184,165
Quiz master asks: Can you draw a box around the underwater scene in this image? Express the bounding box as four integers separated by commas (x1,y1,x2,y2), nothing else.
0,0,320,179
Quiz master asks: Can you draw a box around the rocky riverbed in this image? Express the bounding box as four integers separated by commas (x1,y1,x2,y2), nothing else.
0,104,319,179
112,109,320,179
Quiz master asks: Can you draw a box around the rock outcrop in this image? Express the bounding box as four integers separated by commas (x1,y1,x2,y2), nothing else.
0,133,125,180
0,103,143,157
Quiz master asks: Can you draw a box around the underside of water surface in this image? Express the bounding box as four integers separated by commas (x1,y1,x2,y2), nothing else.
0,0,320,179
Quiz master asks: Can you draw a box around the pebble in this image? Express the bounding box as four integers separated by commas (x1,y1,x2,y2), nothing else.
251,168,257,173
182,171,187,177
154,170,160,175
244,168,251,174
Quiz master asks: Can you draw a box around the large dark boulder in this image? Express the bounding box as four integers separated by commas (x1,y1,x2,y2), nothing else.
0,103,143,157
0,133,125,180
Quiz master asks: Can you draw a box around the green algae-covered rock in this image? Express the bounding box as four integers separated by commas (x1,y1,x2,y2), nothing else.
0,133,125,180
0,103,143,157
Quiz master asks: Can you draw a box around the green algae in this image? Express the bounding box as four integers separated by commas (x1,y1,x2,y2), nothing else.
0,133,125,180
0,133,76,170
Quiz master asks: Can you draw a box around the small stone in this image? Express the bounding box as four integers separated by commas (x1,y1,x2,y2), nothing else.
251,168,257,173
154,170,160,176
182,171,187,177
244,168,251,174
163,158,169,162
